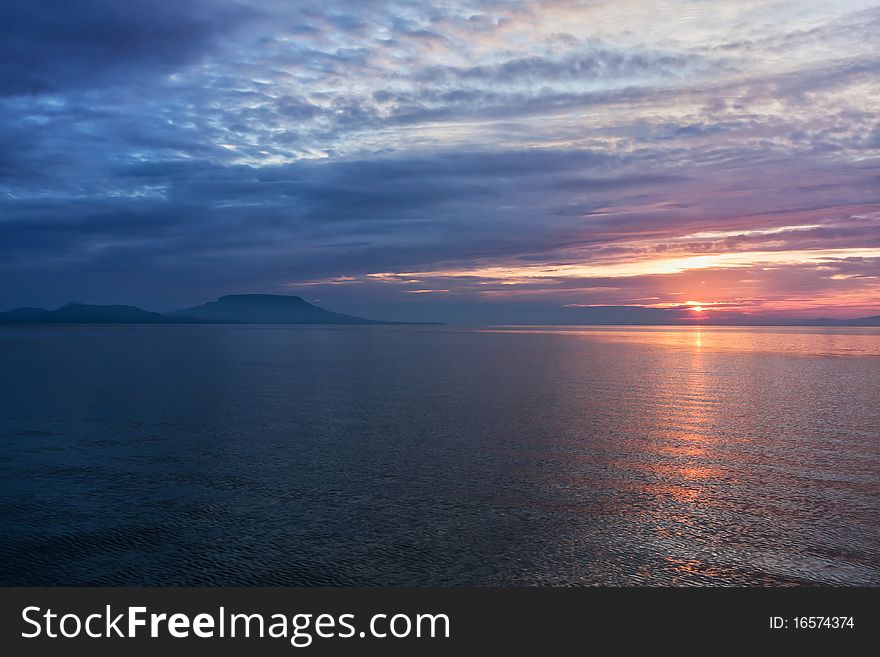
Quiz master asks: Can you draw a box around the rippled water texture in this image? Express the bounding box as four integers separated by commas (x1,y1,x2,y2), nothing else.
1,325,878,585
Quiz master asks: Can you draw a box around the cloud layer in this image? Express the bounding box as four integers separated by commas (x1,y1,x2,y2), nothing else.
1,0,879,321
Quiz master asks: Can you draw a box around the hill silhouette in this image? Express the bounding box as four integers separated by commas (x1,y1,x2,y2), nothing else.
800,315,880,327
0,303,204,324
0,295,433,325
169,294,381,324
0,295,875,326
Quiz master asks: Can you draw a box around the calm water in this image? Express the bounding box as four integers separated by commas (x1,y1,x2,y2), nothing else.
1,325,878,586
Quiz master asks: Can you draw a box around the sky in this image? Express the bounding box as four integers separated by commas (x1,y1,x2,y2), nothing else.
1,0,879,323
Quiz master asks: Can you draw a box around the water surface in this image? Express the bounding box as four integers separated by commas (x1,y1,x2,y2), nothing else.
1,325,878,585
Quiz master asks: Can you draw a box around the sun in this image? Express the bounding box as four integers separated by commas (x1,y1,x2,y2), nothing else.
692,306,704,312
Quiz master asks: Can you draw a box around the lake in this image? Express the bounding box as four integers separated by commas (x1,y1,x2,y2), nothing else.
1,325,878,585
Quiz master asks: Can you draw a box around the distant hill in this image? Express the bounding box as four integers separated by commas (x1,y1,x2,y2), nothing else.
0,295,874,326
168,294,383,324
548,305,880,326
0,295,435,325
799,315,880,327
0,303,204,324
0,307,50,322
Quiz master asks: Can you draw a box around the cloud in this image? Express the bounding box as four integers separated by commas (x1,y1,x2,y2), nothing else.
1,0,879,320
410,45,714,85
0,0,256,96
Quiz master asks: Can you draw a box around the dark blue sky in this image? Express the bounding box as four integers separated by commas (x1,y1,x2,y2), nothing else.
2,0,879,323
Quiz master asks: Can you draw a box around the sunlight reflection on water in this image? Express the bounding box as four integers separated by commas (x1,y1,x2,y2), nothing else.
1,325,878,585
478,325,880,357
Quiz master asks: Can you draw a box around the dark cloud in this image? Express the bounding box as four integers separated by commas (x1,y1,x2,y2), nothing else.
1,1,878,321
1,147,614,269
411,46,712,84
0,0,255,95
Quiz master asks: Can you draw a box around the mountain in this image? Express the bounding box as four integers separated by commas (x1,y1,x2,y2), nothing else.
551,306,880,327
0,303,204,324
0,307,50,322
799,315,880,327
0,295,432,325
168,294,382,324
1,295,874,326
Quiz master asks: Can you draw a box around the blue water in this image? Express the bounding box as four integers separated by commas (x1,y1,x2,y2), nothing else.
1,325,878,585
